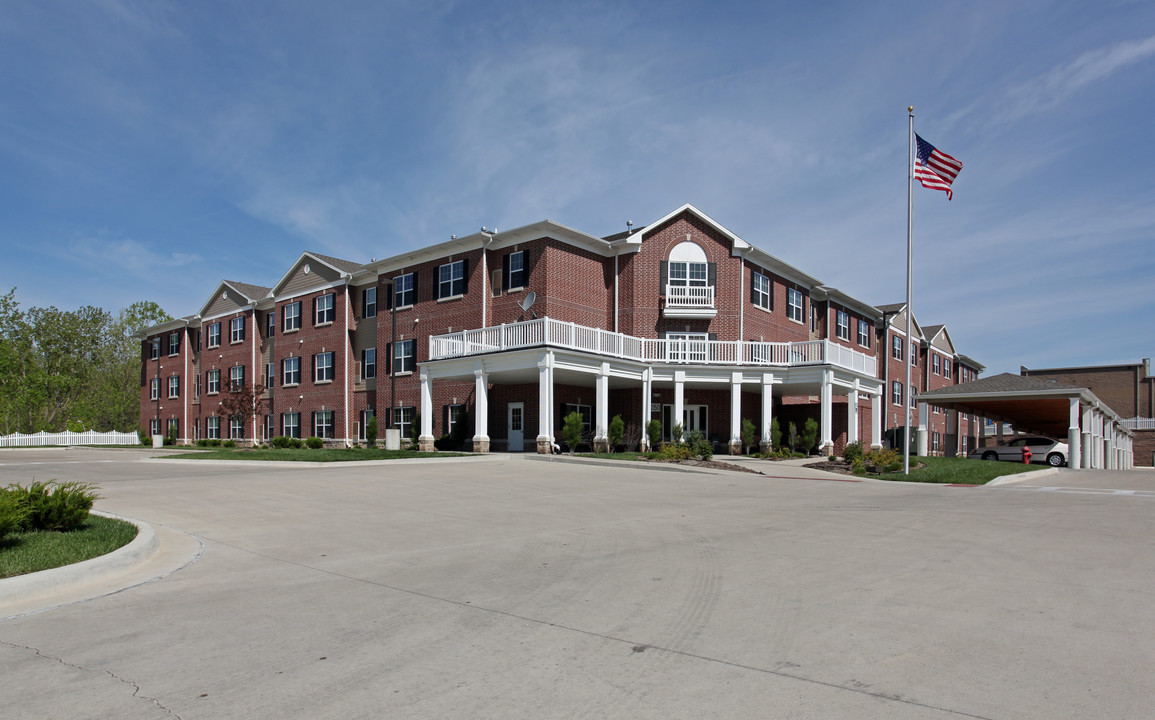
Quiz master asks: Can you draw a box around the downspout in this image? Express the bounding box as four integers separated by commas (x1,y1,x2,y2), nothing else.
183,324,188,445
343,277,351,447
251,305,257,443
613,251,619,334
738,249,750,341
482,235,494,327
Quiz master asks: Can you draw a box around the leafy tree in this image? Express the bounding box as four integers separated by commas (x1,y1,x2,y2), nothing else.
218,381,268,438
800,418,819,454
608,414,624,450
770,417,782,450
562,411,585,452
366,415,378,447
645,419,661,450
741,418,756,454
787,421,798,453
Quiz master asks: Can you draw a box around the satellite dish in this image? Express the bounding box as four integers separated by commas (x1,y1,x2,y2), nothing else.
519,291,536,312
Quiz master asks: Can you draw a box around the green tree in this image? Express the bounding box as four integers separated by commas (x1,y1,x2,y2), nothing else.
770,417,782,450
608,414,624,451
562,411,585,453
800,418,819,454
740,418,756,454
645,419,661,450
366,415,378,447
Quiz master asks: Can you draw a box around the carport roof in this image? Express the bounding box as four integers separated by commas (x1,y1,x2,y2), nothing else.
919,372,1131,438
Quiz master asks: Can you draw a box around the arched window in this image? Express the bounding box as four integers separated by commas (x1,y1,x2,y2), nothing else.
667,241,708,288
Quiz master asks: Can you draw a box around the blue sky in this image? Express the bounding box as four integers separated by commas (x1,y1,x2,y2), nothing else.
1,0,1152,376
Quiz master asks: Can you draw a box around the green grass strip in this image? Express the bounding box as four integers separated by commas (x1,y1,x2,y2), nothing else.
875,455,1041,484
0,514,138,579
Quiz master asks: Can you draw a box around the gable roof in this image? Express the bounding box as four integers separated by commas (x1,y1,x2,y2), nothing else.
270,251,362,297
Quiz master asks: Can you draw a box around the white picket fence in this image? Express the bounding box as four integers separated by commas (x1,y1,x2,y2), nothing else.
0,430,140,448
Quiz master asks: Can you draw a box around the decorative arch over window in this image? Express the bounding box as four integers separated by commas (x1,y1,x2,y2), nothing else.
662,241,713,290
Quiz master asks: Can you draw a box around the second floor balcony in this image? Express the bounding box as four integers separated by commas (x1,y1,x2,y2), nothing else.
664,284,716,319
429,316,877,377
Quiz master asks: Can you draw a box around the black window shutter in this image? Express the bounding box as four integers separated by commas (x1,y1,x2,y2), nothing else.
502,253,511,291
311,354,316,381
312,297,317,324
660,261,668,289
386,283,393,310
750,271,758,304
412,271,418,303
385,343,392,375
434,266,441,299
442,405,449,437
708,262,717,286
461,258,469,294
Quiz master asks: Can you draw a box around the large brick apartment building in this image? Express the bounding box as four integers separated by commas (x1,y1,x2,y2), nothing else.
139,204,984,455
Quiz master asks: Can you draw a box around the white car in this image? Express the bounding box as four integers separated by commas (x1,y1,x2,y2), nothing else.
968,437,1068,467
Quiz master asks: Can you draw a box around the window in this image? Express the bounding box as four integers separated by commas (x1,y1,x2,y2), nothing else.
910,344,918,366
394,273,415,307
266,311,275,338
394,406,414,439
314,410,334,439
265,363,275,388
207,322,221,348
363,287,377,318
562,403,593,436
447,404,465,437
810,305,817,332
314,352,334,382
438,260,466,299
149,419,161,437
910,388,917,407
168,332,180,356
229,365,245,391
787,288,804,322
932,432,941,453
230,416,244,439
961,436,969,453
264,414,274,441
892,381,903,406
206,416,220,440
194,375,200,399
284,301,301,332
933,354,942,375
283,357,300,386
207,369,220,394
944,358,951,377
167,418,179,438
230,317,245,343
836,310,850,341
315,293,335,325
168,376,180,399
751,271,771,310
858,320,871,348
362,348,376,379
149,340,160,360
892,335,903,361
150,378,160,400
394,340,415,374
506,250,527,290
359,409,375,441
282,412,300,439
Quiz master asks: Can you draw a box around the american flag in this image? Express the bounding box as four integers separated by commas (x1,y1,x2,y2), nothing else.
915,134,963,200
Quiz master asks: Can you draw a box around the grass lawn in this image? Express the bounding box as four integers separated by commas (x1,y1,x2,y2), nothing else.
164,447,470,462
877,455,1042,484
0,514,138,579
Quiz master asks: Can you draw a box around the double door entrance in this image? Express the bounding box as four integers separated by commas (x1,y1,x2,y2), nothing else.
662,404,708,442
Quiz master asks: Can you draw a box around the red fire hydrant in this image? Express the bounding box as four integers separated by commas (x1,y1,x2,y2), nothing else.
1021,446,1032,464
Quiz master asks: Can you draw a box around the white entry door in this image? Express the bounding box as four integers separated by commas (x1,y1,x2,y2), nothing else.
662,404,708,441
508,402,525,452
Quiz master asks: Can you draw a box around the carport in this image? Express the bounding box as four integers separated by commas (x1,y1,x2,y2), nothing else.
916,373,1134,470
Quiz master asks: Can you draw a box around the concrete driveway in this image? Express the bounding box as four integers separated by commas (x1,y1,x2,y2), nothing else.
1,448,1153,719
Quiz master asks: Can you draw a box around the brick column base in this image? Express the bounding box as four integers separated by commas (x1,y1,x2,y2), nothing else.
760,441,773,456
593,438,610,453
418,436,435,452
472,438,490,453
729,440,742,456
536,438,552,454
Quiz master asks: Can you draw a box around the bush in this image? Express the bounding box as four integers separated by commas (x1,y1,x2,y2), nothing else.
645,420,662,450
770,417,782,451
223,439,237,448
9,481,101,532
305,436,324,449
684,429,713,460
842,441,864,464
657,442,693,461
366,416,378,447
864,447,900,472
562,411,585,452
271,436,293,449
608,415,624,450
741,418,757,454
0,490,27,541
137,429,149,446
800,418,819,454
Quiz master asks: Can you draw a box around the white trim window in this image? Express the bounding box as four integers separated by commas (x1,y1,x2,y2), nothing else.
168,375,180,399
314,352,334,383
507,250,527,290
229,416,244,440
282,412,300,439
787,288,804,322
149,339,160,360
150,378,160,400
266,311,275,338
315,293,335,325
835,310,850,341
265,362,276,388
394,406,414,439
394,273,415,308
362,348,376,379
932,431,940,453
230,317,245,343
932,354,942,375
149,419,161,437
892,335,903,361
283,357,300,386
447,404,465,436
207,322,221,348
394,340,415,374
206,416,220,440
438,260,465,299
168,332,180,356
751,271,771,310
363,287,377,318
314,410,335,439
279,300,297,332
857,320,871,348
206,369,221,395
167,418,179,438
910,344,918,366
229,365,245,391
944,358,952,377
892,381,903,406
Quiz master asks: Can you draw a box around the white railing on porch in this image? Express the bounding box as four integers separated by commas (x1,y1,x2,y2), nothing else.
665,284,715,308
0,430,141,448
429,317,877,375
1120,417,1155,430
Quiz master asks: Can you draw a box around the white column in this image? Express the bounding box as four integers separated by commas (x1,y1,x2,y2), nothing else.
674,371,685,441
1067,398,1081,470
1094,411,1104,468
418,367,434,451
729,371,743,455
641,369,652,451
537,352,553,454
847,384,860,446
1081,404,1094,469
870,391,883,449
1106,421,1117,470
760,373,774,452
594,363,610,451
473,364,490,452
917,401,929,457
819,369,833,454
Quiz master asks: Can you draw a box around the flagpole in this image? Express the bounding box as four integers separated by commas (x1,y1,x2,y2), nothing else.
904,107,914,475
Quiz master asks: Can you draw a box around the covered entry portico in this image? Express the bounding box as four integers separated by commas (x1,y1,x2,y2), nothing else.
417,317,884,454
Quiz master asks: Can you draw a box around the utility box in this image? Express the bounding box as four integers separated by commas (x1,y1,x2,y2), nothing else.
152,435,163,448
385,429,401,451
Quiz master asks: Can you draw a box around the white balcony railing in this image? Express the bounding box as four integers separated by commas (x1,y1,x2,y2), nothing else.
1120,417,1155,430
665,284,715,308
429,317,877,376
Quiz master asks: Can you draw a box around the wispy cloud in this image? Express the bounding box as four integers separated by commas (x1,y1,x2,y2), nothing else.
64,234,201,276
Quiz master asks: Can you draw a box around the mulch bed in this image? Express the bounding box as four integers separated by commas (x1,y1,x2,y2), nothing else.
642,457,763,474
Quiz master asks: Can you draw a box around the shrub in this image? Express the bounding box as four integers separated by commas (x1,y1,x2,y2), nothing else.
800,418,818,455
271,436,292,449
741,418,757,454
657,442,693,461
684,429,713,460
223,439,237,448
10,481,101,532
608,415,624,450
366,416,378,447
305,436,324,449
671,422,684,444
645,420,662,450
137,429,149,446
290,437,303,449
562,411,585,452
864,447,900,472
770,417,782,451
0,490,27,541
787,421,798,452
842,441,864,464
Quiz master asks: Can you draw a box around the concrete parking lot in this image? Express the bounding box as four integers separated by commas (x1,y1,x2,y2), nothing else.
1,448,1153,719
